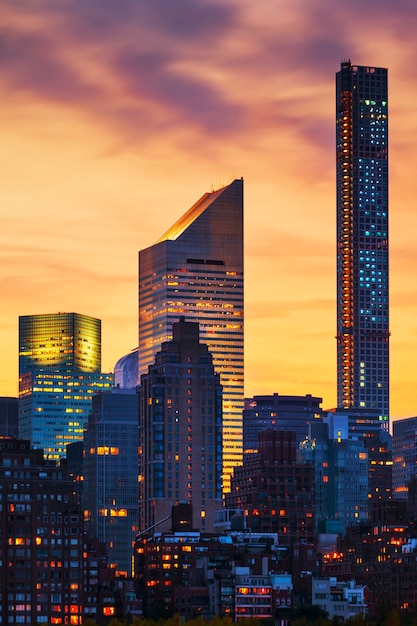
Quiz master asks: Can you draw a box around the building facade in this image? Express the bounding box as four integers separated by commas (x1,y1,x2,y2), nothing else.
336,61,389,429
392,416,417,500
0,439,84,625
300,413,369,533
139,318,223,533
83,389,140,577
18,313,113,459
138,179,244,491
19,312,102,375
134,503,284,620
0,438,133,624
0,396,18,438
326,408,392,504
311,578,369,620
243,394,323,453
226,430,315,547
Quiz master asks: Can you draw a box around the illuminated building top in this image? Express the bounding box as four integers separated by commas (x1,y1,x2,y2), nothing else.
139,179,243,492
18,312,112,459
19,312,101,374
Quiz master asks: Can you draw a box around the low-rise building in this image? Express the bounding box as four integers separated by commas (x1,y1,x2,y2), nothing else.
312,577,368,619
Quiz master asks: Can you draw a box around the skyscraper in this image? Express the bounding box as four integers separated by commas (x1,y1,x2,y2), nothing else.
300,413,369,533
83,389,140,577
0,396,18,437
19,312,113,458
243,393,323,453
139,318,223,532
392,416,417,501
138,179,244,490
336,61,389,429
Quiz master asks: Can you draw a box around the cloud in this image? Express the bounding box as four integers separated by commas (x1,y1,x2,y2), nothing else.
1,0,417,415
2,0,417,154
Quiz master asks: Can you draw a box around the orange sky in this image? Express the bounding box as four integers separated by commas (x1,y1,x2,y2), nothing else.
1,1,417,423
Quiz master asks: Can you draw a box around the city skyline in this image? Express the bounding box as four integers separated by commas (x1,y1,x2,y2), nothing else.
1,1,417,421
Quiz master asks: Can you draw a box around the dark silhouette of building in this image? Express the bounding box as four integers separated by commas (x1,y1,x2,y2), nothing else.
226,429,315,546
66,440,84,508
0,438,135,623
83,389,140,577
139,318,222,533
322,500,417,613
243,393,323,452
0,396,18,437
139,179,243,492
134,503,284,620
0,439,84,624
336,60,389,429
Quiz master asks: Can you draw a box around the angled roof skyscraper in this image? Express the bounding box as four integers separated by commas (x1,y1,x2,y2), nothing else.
138,178,244,491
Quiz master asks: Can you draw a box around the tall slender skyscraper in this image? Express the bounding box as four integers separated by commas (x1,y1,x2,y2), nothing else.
336,61,389,429
139,179,244,491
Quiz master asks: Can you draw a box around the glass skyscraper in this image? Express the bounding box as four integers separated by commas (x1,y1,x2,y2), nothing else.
336,61,389,429
138,179,244,491
19,312,113,459
19,312,102,374
83,389,140,577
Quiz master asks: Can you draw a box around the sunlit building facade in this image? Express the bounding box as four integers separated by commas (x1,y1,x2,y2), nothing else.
19,312,101,374
18,313,113,459
336,61,389,429
138,179,244,491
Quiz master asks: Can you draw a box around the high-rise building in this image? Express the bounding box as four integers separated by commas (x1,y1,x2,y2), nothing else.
19,312,113,459
300,413,369,533
392,416,417,500
243,393,323,453
225,430,315,547
83,389,140,577
139,318,223,533
138,179,244,490
336,61,389,429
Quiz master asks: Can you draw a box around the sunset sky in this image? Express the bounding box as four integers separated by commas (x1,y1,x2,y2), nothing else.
1,0,417,423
